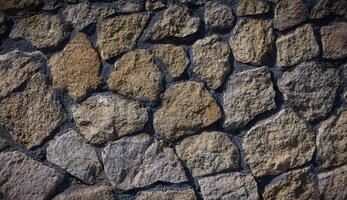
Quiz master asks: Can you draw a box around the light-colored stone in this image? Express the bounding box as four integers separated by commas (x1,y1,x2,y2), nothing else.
0,0,43,15
204,2,234,30
321,22,347,60
318,165,347,200
53,185,114,200
236,0,270,16
114,0,144,13
274,0,307,31
136,189,196,200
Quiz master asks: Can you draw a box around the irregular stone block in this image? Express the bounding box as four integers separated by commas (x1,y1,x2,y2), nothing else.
53,185,115,200
274,0,307,31
236,0,270,16
114,0,144,13
204,2,234,30
318,165,347,200
0,0,43,15
309,0,331,19
136,188,196,200
321,22,347,60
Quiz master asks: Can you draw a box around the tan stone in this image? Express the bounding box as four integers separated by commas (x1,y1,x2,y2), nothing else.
321,22,347,60
114,0,144,13
146,0,166,11
318,165,347,200
274,0,307,31
204,2,234,30
54,185,114,200
136,189,196,200
236,0,270,16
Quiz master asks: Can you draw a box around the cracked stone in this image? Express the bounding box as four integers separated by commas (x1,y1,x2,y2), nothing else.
136,188,196,200
236,0,270,16
274,0,307,31
321,22,347,60
318,165,347,200
53,185,115,200
204,2,234,30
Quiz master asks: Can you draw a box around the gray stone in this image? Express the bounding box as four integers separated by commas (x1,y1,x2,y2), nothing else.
136,189,196,200
321,22,347,60
318,165,347,200
114,0,144,13
0,0,43,15
0,136,9,151
175,0,208,5
53,185,115,200
236,0,270,16
274,0,307,31
204,2,234,30
332,0,347,19
0,11,5,35
309,0,331,19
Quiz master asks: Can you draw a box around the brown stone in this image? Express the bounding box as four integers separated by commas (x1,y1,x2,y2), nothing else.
0,11,5,35
0,0,43,15
54,185,115,200
204,2,234,30
274,0,307,31
136,189,196,200
318,165,347,200
321,22,347,60
146,0,166,11
236,0,270,16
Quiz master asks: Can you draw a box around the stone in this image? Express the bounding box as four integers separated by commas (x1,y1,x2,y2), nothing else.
198,172,259,200
274,0,307,31
0,0,43,15
153,81,221,141
318,165,347,200
136,189,196,200
10,13,67,49
114,0,144,13
175,0,208,5
192,35,231,90
47,130,102,184
0,151,63,200
154,44,189,78
204,2,234,30
332,0,347,19
102,134,187,190
0,11,5,35
175,131,239,177
145,0,166,11
53,185,115,200
0,136,9,151
309,0,331,19
229,18,273,66
242,108,315,177
236,0,270,16
276,24,320,68
0,73,64,149
147,5,200,40
278,61,340,121
321,22,347,60
97,13,149,59
107,50,163,102
49,33,102,100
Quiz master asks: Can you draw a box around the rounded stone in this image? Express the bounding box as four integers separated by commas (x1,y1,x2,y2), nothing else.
274,0,307,31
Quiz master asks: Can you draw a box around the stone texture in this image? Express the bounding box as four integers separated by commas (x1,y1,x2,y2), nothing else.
176,0,208,5
321,22,347,60
333,0,347,19
0,11,5,36
102,134,187,190
192,35,231,90
198,172,259,200
236,0,270,16
309,0,331,19
229,18,273,66
242,108,315,177
114,0,144,13
53,185,115,200
204,2,234,30
97,13,149,59
318,165,347,200
136,189,196,200
47,130,102,184
107,50,163,102
0,0,43,15
274,0,307,31
276,24,320,68
278,61,340,121
154,81,221,141
146,0,166,11
0,151,63,200
176,131,239,177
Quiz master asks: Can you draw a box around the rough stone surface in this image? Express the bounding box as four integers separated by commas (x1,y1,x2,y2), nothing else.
114,0,144,13
309,0,331,19
204,2,234,30
274,0,307,31
321,22,347,60
318,165,347,200
53,185,115,200
146,0,166,11
236,0,270,16
136,189,196,200
0,11,5,35
0,136,9,151
176,0,208,5
0,0,43,15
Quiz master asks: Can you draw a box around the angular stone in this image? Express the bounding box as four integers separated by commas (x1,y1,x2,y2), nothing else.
97,13,149,59
242,108,315,177
107,50,163,102
154,81,221,141
53,185,114,200
274,0,307,31
236,0,270,16
49,33,102,100
309,0,331,19
0,0,43,15
145,0,166,11
114,0,144,13
136,189,196,200
192,35,231,90
229,19,273,66
47,130,102,184
0,151,63,200
198,172,259,200
321,22,347,60
318,165,347,200
102,134,187,190
276,24,320,68
176,131,239,177
204,2,234,30
278,61,340,121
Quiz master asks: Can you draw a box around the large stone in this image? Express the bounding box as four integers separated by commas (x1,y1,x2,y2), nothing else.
0,151,63,200
236,0,270,16
153,81,221,141
107,50,163,102
242,108,315,177
278,61,340,121
229,18,273,66
318,165,347,200
47,130,102,184
53,185,115,200
97,13,149,59
274,0,307,31
321,22,347,60
114,0,144,13
0,0,43,15
102,134,187,190
204,2,234,30
136,189,196,200
223,67,276,130
192,35,231,90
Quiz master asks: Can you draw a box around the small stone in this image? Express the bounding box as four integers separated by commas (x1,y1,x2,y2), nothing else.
154,44,189,78
274,0,307,31
49,33,102,100
97,13,149,60
102,134,187,190
318,165,347,200
242,108,315,177
0,151,63,200
278,61,340,121
136,189,196,200
204,2,234,30
236,0,270,16
276,24,320,68
154,81,221,141
229,18,273,66
0,0,43,15
198,172,259,200
47,130,102,184
192,35,231,90
309,0,331,19
175,131,239,177
53,185,115,200
114,0,144,13
321,22,347,60
147,5,200,40
145,0,166,11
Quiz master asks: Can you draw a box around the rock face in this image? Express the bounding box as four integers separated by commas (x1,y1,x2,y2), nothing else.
236,0,270,16
229,19,273,66
242,108,315,177
107,50,163,102
274,0,307,31
47,130,102,184
102,134,187,190
53,185,115,200
154,81,221,141
318,165,347,200
204,2,234,30
136,189,196,200
97,13,149,59
223,67,276,130
192,35,231,90
0,0,43,15
321,22,347,60
0,151,63,200
278,61,340,121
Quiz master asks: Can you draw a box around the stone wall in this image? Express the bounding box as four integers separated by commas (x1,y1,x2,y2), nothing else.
0,0,346,200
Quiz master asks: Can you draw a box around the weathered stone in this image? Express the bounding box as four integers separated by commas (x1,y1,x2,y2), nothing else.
198,172,259,200
147,5,200,40
102,134,187,190
274,0,307,31
10,14,67,49
114,0,144,13
53,185,114,200
154,44,189,78
146,0,166,11
0,11,5,35
0,151,63,200
176,131,239,177
236,0,270,16
97,13,149,59
242,108,315,177
309,0,331,19
278,61,340,121
276,24,320,68
229,19,273,66
321,22,347,60
204,2,234,30
49,33,102,100
47,130,102,184
332,0,347,19
136,189,196,200
0,0,43,15
192,35,231,90
154,81,221,141
318,165,347,200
